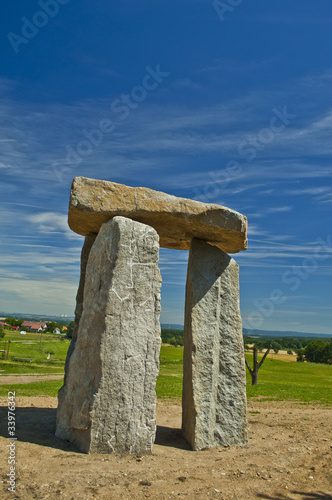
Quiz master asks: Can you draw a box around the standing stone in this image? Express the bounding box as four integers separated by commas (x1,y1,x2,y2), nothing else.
62,233,97,386
72,232,97,343
56,216,162,454
182,239,247,451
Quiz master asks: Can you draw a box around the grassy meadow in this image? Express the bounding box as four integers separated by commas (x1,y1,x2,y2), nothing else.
0,329,70,375
0,330,331,405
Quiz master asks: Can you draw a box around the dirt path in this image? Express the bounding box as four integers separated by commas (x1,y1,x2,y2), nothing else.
0,396,331,499
0,374,63,385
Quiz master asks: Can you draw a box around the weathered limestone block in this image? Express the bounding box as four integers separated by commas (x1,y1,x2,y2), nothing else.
182,239,248,451
56,216,162,454
68,176,248,253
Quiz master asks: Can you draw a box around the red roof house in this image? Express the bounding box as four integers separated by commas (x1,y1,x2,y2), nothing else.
21,321,47,332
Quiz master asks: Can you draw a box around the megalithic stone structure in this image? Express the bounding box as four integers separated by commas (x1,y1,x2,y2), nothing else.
182,239,248,450
56,216,162,454
56,177,249,454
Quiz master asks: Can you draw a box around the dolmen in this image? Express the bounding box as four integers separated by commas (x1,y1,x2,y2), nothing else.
56,176,248,453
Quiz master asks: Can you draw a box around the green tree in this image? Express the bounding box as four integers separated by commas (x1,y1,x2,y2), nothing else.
0,325,5,339
272,341,281,354
4,317,23,327
66,321,75,339
5,317,15,326
321,342,332,364
305,340,332,364
296,348,305,362
46,321,58,333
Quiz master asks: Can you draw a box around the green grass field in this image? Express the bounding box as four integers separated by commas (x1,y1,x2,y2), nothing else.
245,354,332,405
0,332,331,405
157,346,183,400
0,329,70,365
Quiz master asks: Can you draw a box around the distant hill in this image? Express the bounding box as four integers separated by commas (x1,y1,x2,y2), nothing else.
161,324,184,330
162,325,330,339
0,311,74,324
243,328,331,338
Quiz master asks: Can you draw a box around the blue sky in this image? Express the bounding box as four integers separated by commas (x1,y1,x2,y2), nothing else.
1,1,331,334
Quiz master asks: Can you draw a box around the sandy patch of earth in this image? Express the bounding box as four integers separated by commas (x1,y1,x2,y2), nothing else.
0,375,63,385
0,394,331,500
245,350,297,363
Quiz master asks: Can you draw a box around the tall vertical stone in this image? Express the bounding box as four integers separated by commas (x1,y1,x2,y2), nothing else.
62,233,97,386
56,216,162,454
182,238,247,451
72,232,97,342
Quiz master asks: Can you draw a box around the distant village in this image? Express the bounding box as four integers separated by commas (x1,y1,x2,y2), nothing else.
0,318,69,335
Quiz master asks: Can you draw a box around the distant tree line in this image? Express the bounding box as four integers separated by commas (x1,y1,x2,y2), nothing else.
4,317,23,327
244,335,332,365
297,339,332,365
159,331,332,362
244,336,322,354
161,329,184,346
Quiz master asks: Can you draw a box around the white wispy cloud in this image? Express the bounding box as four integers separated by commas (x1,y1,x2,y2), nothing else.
0,276,77,314
26,212,81,240
286,187,330,196
0,67,331,202
0,250,80,267
263,206,293,214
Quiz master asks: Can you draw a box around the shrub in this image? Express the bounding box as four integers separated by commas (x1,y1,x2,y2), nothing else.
304,339,332,364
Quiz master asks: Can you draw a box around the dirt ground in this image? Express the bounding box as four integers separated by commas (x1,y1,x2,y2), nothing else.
0,393,331,500
0,374,64,385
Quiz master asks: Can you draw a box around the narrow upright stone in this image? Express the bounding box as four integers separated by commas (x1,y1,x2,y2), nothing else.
62,233,97,385
56,216,162,454
182,239,247,450
72,232,97,342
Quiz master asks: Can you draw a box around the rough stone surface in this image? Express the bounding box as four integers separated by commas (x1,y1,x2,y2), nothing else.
68,176,247,253
182,238,248,451
72,233,97,342
62,233,97,388
56,216,162,454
